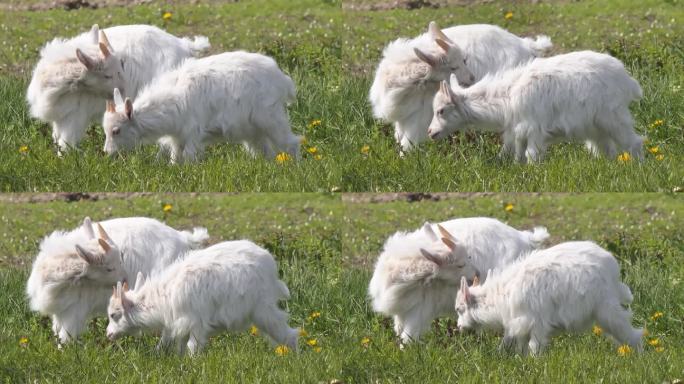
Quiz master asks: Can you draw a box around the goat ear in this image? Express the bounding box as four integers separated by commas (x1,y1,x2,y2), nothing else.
420,248,443,267
106,100,116,113
112,285,117,298
472,275,480,286
436,224,455,241
113,88,124,107
441,236,457,251
434,38,452,53
75,244,95,264
134,271,144,290
96,223,113,242
75,48,96,70
422,222,438,242
460,276,471,304
82,217,95,240
124,98,133,120
449,74,465,92
428,21,454,44
414,48,437,67
89,24,100,44
122,281,129,292
98,30,114,53
98,238,112,253
99,42,111,59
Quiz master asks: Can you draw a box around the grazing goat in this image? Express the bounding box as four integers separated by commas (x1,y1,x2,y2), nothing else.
429,50,644,162
102,51,300,163
26,217,208,344
456,241,643,356
369,21,552,152
368,217,549,344
106,241,299,356
26,24,210,153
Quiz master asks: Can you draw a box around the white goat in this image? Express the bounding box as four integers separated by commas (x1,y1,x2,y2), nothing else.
369,21,552,152
106,240,299,356
456,241,643,356
429,50,644,162
102,51,300,163
368,217,549,344
26,24,210,153
26,217,209,344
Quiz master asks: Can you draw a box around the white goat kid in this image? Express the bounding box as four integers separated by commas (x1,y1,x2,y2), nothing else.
26,24,210,153
369,21,552,152
105,241,299,356
456,241,643,356
26,217,209,344
368,217,549,345
102,51,300,163
429,51,644,162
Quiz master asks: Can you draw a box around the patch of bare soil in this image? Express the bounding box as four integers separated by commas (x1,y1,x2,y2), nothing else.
0,0,237,12
341,192,507,203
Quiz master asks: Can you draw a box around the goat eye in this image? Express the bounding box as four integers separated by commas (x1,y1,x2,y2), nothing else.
437,108,444,116
463,58,467,65
112,127,120,136
103,75,112,79
120,60,125,70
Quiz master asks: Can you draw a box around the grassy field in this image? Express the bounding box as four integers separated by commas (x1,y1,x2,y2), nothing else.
0,0,681,191
0,193,682,382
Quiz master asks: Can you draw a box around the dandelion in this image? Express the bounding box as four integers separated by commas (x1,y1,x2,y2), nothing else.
307,338,318,347
307,119,322,130
648,119,664,130
18,145,29,153
307,147,318,155
650,311,663,321
617,344,633,356
19,337,28,347
274,345,290,356
250,325,259,336
617,152,632,162
504,203,514,212
307,311,321,322
361,336,371,347
648,146,660,154
300,136,308,145
162,203,173,213
275,152,292,164
299,329,309,337
655,346,665,353
656,154,664,161
313,346,322,353
162,11,172,20
592,325,603,336
360,145,370,155
642,328,649,337
314,154,322,160
504,11,514,20
648,338,660,347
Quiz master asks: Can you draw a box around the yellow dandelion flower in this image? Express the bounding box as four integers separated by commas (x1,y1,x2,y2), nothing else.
275,152,292,164
314,346,322,353
300,136,308,145
162,12,172,20
250,325,259,336
648,119,664,130
655,346,664,353
307,119,322,129
360,145,370,154
648,146,660,154
504,203,514,212
361,336,371,347
648,338,660,347
314,154,322,160
307,311,321,322
307,146,318,155
307,338,318,347
642,328,649,337
656,154,664,161
299,329,308,337
592,325,603,336
19,337,28,346
650,311,663,321
18,145,29,153
617,152,632,162
274,345,290,356
617,344,633,356
504,11,514,20
162,204,172,213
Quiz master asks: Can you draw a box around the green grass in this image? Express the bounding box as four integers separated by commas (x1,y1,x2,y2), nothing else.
0,193,682,382
0,0,682,191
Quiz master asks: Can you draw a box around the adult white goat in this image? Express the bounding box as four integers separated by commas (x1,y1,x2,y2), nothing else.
102,51,300,163
456,241,643,355
26,217,209,344
26,24,210,153
429,51,644,162
369,21,552,152
368,218,549,344
106,241,299,356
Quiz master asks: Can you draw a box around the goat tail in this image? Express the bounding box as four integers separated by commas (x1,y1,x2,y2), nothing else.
181,227,209,249
282,74,297,105
183,35,211,56
618,282,634,306
524,35,553,57
525,227,550,249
